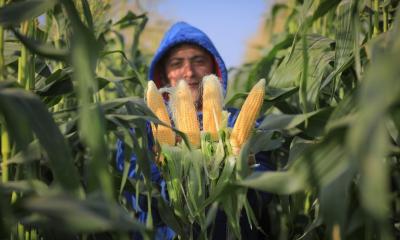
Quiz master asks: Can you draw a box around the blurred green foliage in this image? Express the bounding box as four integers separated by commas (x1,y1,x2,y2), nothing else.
0,0,399,239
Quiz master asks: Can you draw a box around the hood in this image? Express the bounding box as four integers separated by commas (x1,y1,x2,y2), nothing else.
148,21,228,94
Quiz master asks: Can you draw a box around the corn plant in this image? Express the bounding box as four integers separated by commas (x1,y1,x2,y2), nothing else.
0,0,399,239
0,0,152,239
228,0,400,239
145,76,270,239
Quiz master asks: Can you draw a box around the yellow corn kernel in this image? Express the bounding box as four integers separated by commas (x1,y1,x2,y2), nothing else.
146,81,175,146
230,79,266,155
202,74,223,141
171,80,201,148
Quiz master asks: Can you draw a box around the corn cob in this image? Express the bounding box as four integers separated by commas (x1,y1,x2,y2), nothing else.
146,81,175,146
230,79,266,155
202,74,223,141
171,80,201,148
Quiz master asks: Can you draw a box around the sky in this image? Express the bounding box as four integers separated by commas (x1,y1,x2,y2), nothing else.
155,0,270,69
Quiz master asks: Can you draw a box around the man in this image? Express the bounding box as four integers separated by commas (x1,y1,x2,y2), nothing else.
116,22,270,239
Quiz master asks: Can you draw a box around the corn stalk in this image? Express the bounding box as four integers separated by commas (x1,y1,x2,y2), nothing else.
26,20,36,91
17,22,28,87
0,124,9,183
0,0,4,81
373,0,380,36
383,5,389,32
17,20,35,90
0,0,10,185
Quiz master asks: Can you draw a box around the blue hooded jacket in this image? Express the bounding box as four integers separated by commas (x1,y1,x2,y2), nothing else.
149,21,228,95
116,22,271,240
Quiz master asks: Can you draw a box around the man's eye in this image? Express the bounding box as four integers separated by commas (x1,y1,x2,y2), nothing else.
193,58,206,65
169,61,181,68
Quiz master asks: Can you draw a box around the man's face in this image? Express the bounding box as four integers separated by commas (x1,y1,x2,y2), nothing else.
165,44,214,105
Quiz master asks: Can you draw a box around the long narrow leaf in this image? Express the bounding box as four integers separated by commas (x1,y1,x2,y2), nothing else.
0,0,57,26
0,87,82,196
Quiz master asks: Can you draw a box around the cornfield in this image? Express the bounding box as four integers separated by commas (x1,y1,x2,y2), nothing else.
0,0,399,239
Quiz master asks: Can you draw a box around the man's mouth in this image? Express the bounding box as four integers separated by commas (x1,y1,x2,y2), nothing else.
188,82,199,88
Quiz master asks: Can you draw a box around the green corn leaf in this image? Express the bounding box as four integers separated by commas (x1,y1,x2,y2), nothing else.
157,198,186,238
247,34,294,86
269,35,335,110
248,130,283,154
319,167,354,240
348,53,400,221
224,86,298,108
0,0,57,26
113,11,147,29
6,139,42,166
201,156,236,210
0,180,48,195
311,0,342,22
258,108,330,131
11,28,68,61
348,9,400,222
21,193,148,233
0,87,82,196
237,170,306,195
80,0,93,30
238,131,351,195
333,0,357,92
208,139,225,180
35,68,73,97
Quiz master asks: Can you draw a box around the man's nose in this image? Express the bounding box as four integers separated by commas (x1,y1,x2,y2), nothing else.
182,62,194,79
